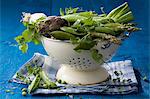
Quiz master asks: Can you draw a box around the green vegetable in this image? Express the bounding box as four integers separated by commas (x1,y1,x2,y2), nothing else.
15,2,140,63
116,11,134,23
60,8,64,16
5,90,11,93
107,2,133,23
19,44,28,53
50,31,76,40
91,49,103,63
22,29,33,42
62,81,67,84
22,91,27,96
95,26,116,35
107,2,128,18
39,70,57,88
26,64,34,75
57,79,62,83
22,88,27,92
60,27,86,36
28,74,41,94
74,35,97,51
77,11,97,17
65,7,79,15
15,16,45,53
113,3,130,19
91,32,121,44
16,72,26,82
43,84,48,88
61,14,87,22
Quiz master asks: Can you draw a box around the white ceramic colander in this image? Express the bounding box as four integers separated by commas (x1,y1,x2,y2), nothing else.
41,36,119,85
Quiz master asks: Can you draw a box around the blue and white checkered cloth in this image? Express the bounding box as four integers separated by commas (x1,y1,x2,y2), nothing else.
12,53,138,95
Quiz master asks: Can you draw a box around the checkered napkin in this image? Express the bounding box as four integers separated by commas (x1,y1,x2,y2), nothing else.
12,53,138,95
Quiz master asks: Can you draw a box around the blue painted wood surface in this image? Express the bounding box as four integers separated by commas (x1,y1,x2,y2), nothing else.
0,0,149,98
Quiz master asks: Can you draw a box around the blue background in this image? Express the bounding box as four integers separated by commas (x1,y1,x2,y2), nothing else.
0,0,149,98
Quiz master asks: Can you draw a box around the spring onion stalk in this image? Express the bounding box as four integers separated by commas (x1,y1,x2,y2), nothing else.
107,2,133,23
116,11,134,23
107,2,128,18
113,3,130,19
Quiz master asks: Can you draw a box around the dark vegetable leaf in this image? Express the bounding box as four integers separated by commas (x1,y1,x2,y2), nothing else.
74,36,97,50
91,49,103,63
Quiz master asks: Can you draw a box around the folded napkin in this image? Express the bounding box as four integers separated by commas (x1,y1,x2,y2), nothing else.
12,53,138,95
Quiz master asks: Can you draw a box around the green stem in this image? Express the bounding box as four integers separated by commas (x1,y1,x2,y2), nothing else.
107,2,128,18
116,11,134,23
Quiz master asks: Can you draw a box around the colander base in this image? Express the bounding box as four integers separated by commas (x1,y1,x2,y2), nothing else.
56,64,109,85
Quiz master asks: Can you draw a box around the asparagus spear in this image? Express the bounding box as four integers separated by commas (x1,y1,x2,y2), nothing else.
91,32,121,44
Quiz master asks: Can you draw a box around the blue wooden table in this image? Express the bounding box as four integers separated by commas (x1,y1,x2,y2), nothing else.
0,0,149,98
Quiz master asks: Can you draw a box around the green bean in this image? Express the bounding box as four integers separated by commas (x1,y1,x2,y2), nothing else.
28,74,41,94
61,14,87,22
60,27,86,36
50,31,76,40
95,27,116,35
39,70,57,88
